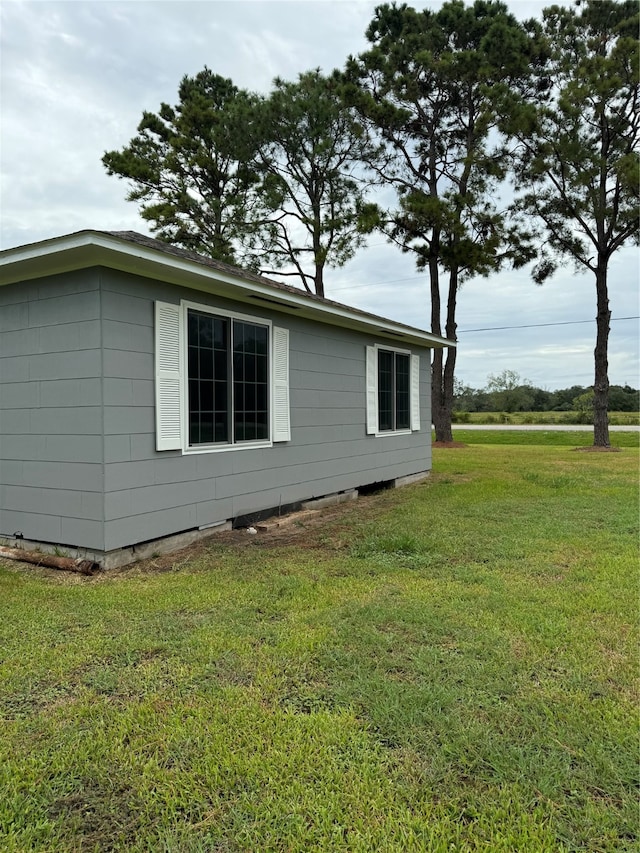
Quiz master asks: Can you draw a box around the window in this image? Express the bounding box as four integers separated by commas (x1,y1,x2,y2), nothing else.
155,301,290,452
366,345,421,435
187,310,269,446
377,349,410,431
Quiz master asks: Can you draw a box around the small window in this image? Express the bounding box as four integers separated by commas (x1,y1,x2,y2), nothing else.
366,346,420,435
378,349,410,431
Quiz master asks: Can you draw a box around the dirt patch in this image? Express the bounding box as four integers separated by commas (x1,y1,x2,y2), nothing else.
0,480,437,581
433,441,467,448
63,499,367,579
572,446,622,453
49,780,142,851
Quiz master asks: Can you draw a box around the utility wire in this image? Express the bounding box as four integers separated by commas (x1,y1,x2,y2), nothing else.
458,316,639,333
328,274,639,332
331,274,423,292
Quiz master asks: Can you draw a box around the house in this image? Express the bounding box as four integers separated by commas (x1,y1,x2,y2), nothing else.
0,230,453,567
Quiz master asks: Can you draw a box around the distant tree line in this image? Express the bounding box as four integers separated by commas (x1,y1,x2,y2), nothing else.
454,370,639,414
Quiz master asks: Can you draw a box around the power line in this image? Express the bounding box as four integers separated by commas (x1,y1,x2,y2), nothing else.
458,316,639,333
331,274,423,292
327,269,640,330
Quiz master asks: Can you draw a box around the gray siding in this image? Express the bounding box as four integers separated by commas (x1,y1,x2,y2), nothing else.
99,270,432,552
1,266,433,555
0,270,104,549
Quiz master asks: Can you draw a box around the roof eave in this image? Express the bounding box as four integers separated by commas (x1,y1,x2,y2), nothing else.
0,231,455,350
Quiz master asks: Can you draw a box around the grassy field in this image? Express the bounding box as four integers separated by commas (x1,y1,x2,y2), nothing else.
1,433,638,852
446,429,640,448
452,410,639,426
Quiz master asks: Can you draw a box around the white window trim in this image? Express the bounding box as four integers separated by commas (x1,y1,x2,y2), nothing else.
181,300,275,454
154,299,291,455
366,344,420,438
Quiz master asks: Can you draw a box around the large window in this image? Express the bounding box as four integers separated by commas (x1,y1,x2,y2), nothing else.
366,345,420,436
154,301,290,453
187,310,269,446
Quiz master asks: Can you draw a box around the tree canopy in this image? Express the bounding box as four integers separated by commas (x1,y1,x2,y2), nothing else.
103,68,375,295
511,0,639,445
250,70,375,297
103,69,260,267
342,0,544,441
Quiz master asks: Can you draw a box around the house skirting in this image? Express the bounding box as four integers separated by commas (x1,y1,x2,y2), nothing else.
0,473,429,570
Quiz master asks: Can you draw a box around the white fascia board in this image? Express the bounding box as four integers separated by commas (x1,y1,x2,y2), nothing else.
0,231,93,266
0,231,455,349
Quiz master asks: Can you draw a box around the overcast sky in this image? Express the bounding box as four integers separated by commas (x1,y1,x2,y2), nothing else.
1,0,638,391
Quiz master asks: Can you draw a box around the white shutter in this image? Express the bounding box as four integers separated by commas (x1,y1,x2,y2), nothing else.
410,354,421,431
155,301,182,451
272,326,290,442
366,346,378,434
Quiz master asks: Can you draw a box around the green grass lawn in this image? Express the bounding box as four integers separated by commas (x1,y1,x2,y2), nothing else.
446,429,640,448
452,411,640,426
1,435,638,852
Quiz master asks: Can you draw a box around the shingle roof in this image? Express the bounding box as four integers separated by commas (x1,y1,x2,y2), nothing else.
102,230,450,344
105,230,306,296
0,229,455,348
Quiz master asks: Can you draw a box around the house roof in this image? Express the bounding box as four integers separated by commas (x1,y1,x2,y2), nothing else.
0,230,455,349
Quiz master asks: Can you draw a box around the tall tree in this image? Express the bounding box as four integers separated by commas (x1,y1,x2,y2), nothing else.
102,69,261,267
103,68,375,295
512,0,639,447
344,1,543,442
250,70,375,296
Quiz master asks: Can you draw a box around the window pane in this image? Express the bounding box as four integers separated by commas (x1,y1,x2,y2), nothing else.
214,349,227,378
199,345,213,380
188,311,198,343
257,354,268,384
244,353,256,383
214,381,228,414
257,383,267,412
233,321,269,442
378,349,394,431
214,416,228,443
188,345,198,377
245,383,257,413
255,408,268,437
200,418,214,444
256,334,267,356
187,311,269,446
189,413,200,446
188,310,229,445
198,314,213,349
200,381,213,413
395,354,410,430
244,418,256,442
213,319,226,349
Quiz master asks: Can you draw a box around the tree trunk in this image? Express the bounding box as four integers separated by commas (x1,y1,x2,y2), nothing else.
593,256,610,447
428,245,453,442
432,267,458,443
312,198,325,297
431,357,450,442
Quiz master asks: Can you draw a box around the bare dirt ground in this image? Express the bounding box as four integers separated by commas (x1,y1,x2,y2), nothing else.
1,486,414,582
